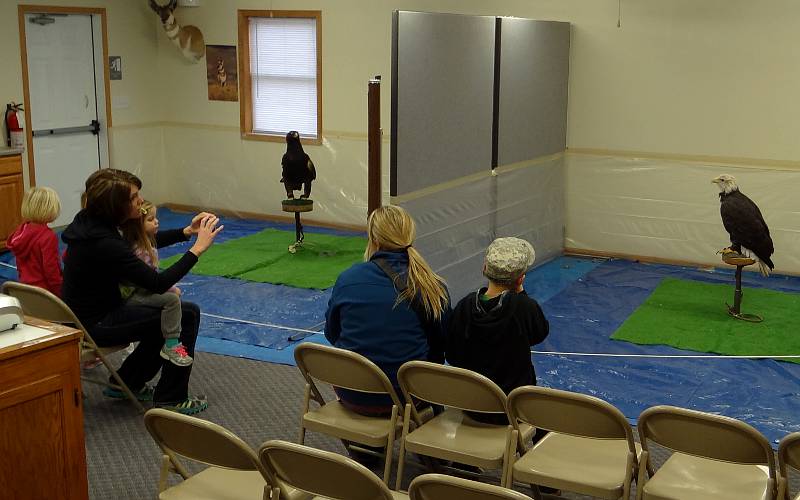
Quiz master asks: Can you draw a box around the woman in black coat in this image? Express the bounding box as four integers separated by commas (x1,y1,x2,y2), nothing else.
62,169,222,414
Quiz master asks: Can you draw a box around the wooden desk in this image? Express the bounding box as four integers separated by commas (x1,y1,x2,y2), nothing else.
0,317,88,500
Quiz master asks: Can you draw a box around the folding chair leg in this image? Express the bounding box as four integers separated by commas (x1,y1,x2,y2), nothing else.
104,370,144,413
80,347,145,412
622,451,634,500
636,450,649,500
158,455,171,493
382,404,398,485
101,353,145,413
395,403,411,491
298,384,311,444
503,428,518,488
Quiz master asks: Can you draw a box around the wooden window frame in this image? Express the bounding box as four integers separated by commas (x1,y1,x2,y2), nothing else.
238,10,322,145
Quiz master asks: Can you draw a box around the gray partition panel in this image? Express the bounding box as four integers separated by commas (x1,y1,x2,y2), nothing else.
399,157,565,302
392,11,495,196
498,19,570,166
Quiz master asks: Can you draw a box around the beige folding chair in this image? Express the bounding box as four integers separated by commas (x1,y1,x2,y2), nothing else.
293,342,406,485
395,361,534,490
777,431,800,500
258,439,408,499
636,405,776,500
507,386,642,500
408,473,533,500
1,281,143,412
144,409,304,500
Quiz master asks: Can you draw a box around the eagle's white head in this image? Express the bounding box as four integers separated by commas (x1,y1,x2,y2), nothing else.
712,174,738,194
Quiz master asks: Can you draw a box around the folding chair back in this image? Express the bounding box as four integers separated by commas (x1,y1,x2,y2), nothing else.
778,432,800,500
397,360,508,415
145,408,261,471
293,343,405,485
508,385,634,444
408,473,532,500
258,440,396,500
637,405,776,500
2,281,81,327
2,281,142,412
394,361,525,489
294,342,400,402
638,405,774,466
507,386,639,499
144,409,277,499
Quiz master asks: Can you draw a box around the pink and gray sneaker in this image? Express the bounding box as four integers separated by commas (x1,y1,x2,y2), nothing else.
160,342,193,367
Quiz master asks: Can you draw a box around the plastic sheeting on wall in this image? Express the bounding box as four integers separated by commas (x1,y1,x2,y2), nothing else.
141,126,372,227
565,153,800,275
397,156,565,301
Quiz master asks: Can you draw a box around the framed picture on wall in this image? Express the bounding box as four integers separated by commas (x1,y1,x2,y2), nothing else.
206,45,238,102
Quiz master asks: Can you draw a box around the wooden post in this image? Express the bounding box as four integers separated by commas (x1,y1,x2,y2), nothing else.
368,77,381,216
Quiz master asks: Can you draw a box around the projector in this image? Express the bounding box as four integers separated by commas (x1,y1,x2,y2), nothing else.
0,294,23,333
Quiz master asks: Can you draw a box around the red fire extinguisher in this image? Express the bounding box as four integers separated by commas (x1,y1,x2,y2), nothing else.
5,102,25,150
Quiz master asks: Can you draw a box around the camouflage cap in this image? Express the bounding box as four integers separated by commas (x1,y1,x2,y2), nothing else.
483,237,535,283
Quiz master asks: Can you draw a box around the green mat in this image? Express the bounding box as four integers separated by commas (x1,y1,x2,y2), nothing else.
611,278,800,363
161,229,367,289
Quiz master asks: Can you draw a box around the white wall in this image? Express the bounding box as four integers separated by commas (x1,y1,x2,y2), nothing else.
554,0,800,274
4,0,799,268
150,0,508,226
0,0,163,189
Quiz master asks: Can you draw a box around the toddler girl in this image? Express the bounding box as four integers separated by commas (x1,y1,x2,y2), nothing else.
120,201,192,366
8,186,63,296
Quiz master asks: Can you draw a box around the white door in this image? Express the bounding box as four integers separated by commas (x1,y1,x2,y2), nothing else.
25,12,108,227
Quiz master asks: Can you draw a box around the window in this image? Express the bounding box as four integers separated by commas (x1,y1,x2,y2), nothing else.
238,10,322,143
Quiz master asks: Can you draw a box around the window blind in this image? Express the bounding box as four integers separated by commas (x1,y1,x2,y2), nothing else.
249,17,318,138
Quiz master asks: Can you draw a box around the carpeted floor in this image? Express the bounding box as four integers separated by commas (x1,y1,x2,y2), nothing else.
83,350,688,500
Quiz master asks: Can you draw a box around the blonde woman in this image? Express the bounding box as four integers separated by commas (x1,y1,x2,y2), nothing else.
7,186,63,296
324,205,451,416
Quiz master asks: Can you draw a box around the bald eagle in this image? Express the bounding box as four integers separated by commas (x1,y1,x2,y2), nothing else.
713,174,774,276
281,130,316,199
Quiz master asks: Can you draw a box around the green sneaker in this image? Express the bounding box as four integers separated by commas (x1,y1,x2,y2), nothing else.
103,384,154,401
156,395,208,415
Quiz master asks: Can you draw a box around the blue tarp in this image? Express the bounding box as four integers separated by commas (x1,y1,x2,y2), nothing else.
532,258,800,444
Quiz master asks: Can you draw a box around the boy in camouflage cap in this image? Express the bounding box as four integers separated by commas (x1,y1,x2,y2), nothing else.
482,237,536,285
446,236,549,425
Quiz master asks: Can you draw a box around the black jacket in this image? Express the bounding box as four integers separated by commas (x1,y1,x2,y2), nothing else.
446,288,549,394
61,209,197,326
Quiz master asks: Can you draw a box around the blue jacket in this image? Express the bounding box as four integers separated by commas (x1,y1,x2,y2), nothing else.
325,250,450,406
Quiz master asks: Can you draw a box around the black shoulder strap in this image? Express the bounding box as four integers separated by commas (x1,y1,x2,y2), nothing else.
374,257,445,364
373,258,426,321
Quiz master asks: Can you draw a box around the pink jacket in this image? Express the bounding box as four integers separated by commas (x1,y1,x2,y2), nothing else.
7,222,63,297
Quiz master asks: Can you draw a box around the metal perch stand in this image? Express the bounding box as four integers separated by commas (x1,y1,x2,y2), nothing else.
721,253,763,323
281,199,313,254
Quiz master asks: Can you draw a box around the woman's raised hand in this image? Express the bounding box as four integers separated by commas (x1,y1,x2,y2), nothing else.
189,215,224,257
184,211,215,237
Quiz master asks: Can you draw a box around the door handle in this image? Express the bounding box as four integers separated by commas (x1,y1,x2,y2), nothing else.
32,120,101,137
84,95,89,108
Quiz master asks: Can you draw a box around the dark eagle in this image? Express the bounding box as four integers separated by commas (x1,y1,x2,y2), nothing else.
713,174,774,276
280,130,316,199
